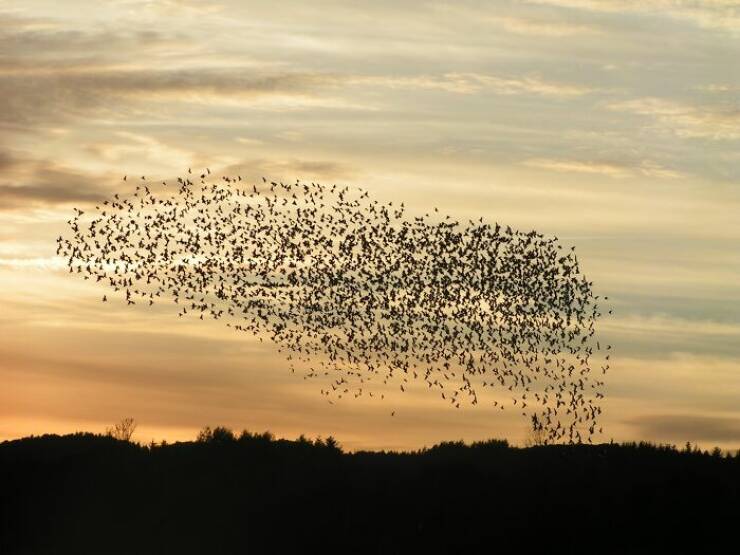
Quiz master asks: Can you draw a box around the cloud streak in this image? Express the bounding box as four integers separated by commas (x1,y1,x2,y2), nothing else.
523,157,684,178
0,67,362,126
628,414,740,443
607,97,740,140
525,0,740,32
0,151,107,210
347,73,597,97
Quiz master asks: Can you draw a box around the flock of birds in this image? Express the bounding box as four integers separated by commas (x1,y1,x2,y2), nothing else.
58,169,611,444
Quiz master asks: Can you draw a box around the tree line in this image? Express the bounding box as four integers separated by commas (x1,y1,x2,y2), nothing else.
2,425,738,554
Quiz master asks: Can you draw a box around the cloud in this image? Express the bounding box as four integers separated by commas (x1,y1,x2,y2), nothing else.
0,147,354,212
0,63,596,131
695,84,740,93
0,11,599,133
0,184,99,207
525,0,740,33
607,97,740,140
523,157,684,178
524,158,632,177
275,131,306,142
235,136,264,146
86,132,194,170
120,0,227,17
637,160,686,179
0,67,359,127
605,314,740,340
0,13,370,125
2,133,237,215
627,413,740,443
70,69,330,97
222,157,357,181
485,14,602,36
601,314,740,360
0,15,187,72
0,151,107,210
348,72,597,97
0,257,66,271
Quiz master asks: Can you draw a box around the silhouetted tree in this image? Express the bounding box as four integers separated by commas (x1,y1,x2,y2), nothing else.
3,428,739,554
239,429,254,441
258,431,274,442
524,425,547,447
324,435,341,452
211,426,236,443
105,417,137,442
196,426,213,442
197,426,236,443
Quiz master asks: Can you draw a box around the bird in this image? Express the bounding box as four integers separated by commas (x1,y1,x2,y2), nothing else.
59,168,612,445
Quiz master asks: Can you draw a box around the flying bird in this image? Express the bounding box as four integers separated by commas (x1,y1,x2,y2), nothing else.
59,171,612,444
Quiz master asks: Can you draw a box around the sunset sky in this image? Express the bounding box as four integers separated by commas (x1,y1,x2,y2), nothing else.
2,0,740,451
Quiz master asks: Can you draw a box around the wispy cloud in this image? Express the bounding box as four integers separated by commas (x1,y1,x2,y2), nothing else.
627,413,740,443
0,67,369,126
525,0,740,32
523,157,684,178
695,84,740,93
607,97,740,140
0,151,107,210
222,157,357,181
85,132,194,170
350,72,597,97
485,14,601,36
0,257,66,271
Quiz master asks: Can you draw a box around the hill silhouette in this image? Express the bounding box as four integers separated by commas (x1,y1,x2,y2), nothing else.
2,429,738,554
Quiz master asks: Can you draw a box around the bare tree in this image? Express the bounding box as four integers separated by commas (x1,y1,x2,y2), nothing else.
524,416,547,447
524,426,547,447
106,417,137,442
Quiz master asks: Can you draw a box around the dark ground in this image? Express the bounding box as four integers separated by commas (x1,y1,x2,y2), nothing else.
2,430,738,554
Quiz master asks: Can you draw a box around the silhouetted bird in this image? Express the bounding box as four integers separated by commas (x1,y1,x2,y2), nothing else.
59,170,612,444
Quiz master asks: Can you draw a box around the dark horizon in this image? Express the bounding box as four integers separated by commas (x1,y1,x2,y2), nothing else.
5,421,738,456
3,427,739,554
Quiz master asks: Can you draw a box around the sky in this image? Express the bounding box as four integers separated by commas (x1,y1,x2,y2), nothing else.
2,0,740,451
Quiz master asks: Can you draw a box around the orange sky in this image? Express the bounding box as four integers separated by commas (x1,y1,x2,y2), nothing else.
2,0,740,451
